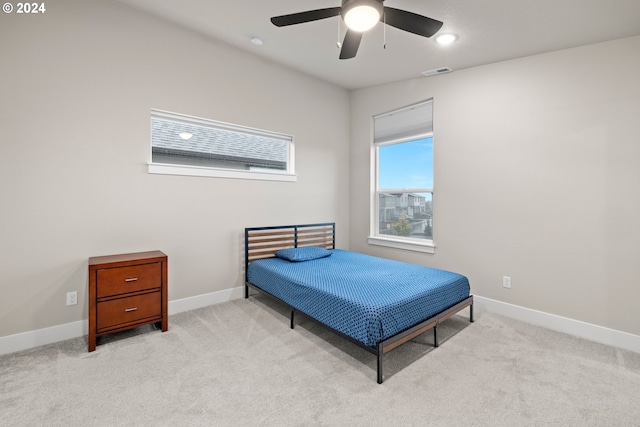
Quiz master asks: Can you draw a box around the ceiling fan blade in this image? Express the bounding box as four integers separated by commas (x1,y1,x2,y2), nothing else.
382,7,443,38
271,7,341,27
339,29,363,60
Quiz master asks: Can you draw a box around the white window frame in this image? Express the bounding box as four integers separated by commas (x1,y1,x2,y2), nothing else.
369,100,435,253
148,109,296,182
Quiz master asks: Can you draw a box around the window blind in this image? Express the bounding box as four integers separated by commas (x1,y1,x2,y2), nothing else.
373,100,433,145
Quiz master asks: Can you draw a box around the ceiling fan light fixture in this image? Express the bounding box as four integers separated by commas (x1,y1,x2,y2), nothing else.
342,0,382,32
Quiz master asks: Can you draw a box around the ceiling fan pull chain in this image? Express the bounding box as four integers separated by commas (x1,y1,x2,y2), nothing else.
383,12,387,49
337,18,342,48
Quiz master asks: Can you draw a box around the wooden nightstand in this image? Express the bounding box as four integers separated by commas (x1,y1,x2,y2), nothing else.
88,250,168,352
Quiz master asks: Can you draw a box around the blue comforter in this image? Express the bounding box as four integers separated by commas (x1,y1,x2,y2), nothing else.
247,249,470,347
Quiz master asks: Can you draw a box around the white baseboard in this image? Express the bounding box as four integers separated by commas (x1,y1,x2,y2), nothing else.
2,290,638,357
0,287,245,356
0,319,88,357
474,295,640,354
168,286,245,314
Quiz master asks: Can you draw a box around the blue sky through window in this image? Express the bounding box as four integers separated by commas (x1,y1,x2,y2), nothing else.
378,137,433,189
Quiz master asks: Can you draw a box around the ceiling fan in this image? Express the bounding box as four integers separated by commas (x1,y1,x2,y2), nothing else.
270,0,443,60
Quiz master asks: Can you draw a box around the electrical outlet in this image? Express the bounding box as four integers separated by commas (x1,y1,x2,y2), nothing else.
66,291,78,306
503,276,512,289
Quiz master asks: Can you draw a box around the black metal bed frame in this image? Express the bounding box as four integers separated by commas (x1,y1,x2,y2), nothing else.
244,222,474,384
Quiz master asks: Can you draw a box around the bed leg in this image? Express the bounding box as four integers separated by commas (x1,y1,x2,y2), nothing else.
470,302,474,323
244,283,249,299
434,325,439,347
290,309,295,329
377,345,383,384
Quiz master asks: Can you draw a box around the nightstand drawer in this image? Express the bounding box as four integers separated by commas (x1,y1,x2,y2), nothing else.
97,263,161,298
97,291,161,331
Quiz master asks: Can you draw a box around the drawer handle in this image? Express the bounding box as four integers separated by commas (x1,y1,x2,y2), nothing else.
124,307,138,312
124,277,138,282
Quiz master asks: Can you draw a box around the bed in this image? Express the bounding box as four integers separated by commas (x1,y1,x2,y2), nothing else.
244,222,473,383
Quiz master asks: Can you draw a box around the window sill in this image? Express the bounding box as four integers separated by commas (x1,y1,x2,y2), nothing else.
367,236,435,254
148,163,297,182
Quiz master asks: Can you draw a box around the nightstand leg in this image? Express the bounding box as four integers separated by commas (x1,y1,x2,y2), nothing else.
88,332,96,352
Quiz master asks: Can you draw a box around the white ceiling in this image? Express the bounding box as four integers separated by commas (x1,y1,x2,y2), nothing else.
115,0,640,90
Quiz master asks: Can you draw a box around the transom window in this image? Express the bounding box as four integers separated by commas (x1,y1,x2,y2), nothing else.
370,100,434,253
148,109,296,182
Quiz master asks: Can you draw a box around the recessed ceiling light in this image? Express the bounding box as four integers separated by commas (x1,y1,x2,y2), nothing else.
435,33,458,45
179,132,193,140
250,36,264,46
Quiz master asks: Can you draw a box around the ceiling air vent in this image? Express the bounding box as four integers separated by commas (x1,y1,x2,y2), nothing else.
421,67,452,77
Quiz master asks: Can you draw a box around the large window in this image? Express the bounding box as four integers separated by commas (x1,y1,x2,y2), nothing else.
148,109,295,181
370,100,434,253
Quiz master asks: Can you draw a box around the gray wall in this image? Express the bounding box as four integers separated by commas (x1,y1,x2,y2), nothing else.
350,36,640,336
0,0,350,338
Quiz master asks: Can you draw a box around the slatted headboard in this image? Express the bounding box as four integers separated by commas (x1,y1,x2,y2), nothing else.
244,222,335,277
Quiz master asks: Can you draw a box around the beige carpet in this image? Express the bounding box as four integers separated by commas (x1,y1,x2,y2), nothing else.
2,294,640,426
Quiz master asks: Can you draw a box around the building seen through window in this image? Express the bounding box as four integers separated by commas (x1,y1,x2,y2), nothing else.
149,109,294,181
